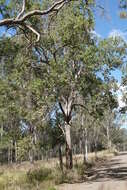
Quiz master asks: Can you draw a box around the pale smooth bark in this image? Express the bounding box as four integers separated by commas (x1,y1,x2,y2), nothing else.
59,92,74,169
0,0,71,42
84,130,88,163
65,123,73,169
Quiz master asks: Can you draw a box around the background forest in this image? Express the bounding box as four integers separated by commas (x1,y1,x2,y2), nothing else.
0,0,127,190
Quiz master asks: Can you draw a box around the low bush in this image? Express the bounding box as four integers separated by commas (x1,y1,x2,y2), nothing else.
27,167,52,184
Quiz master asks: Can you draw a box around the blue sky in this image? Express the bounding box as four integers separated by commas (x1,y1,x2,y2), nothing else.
95,0,127,38
95,2,125,90
0,14,4,37
95,0,127,83
95,0,127,127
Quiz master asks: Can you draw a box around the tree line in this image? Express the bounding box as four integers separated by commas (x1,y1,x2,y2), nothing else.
0,0,127,170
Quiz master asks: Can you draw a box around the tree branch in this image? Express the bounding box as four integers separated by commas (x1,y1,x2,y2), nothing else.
35,46,49,65
72,103,90,113
59,102,66,119
24,24,40,42
58,124,65,136
0,0,71,42
16,0,26,19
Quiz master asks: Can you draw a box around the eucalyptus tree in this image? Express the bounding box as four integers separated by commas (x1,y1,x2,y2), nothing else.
0,0,127,169
30,0,126,168
0,0,74,42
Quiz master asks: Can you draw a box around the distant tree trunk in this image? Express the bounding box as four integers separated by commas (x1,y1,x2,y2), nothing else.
93,125,99,159
7,144,12,164
88,140,91,153
84,137,88,163
81,115,88,163
106,124,112,151
65,123,73,169
15,141,17,163
82,128,88,163
0,124,3,141
94,141,98,159
73,144,76,155
10,140,13,164
8,147,10,164
29,135,35,164
58,144,63,171
79,138,82,154
29,149,34,164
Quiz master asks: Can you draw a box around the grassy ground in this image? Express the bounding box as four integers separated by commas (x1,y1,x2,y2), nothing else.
0,150,115,190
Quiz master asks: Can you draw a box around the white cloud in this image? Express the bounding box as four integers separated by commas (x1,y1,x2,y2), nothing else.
108,29,127,41
117,93,125,108
117,83,126,108
91,30,101,38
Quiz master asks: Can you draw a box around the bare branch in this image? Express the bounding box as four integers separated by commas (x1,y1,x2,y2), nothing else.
16,0,26,19
35,46,49,65
59,102,66,119
58,124,65,136
53,1,65,12
25,24,40,42
0,0,71,42
17,0,67,22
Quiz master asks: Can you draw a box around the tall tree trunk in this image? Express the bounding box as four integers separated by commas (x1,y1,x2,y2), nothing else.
83,128,88,163
29,149,34,164
106,124,112,151
94,141,98,159
65,123,73,169
8,147,10,164
29,135,34,164
58,145,63,171
79,138,82,154
0,124,3,141
15,141,17,163
84,137,88,163
10,140,13,164
59,93,74,169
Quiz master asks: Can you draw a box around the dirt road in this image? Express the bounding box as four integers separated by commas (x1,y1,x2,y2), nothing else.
58,152,127,190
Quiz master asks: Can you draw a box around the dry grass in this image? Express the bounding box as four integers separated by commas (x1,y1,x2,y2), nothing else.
0,150,113,172
0,150,115,190
0,164,56,190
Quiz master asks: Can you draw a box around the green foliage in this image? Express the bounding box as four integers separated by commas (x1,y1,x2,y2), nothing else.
47,188,56,190
0,0,127,172
17,137,32,161
27,167,52,184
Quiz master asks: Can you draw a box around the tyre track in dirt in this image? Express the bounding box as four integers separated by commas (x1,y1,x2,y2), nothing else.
58,152,127,190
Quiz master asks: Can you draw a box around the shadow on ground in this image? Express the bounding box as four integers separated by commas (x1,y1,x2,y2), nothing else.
88,152,127,182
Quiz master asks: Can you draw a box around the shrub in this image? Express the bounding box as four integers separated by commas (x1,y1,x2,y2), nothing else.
27,167,52,184
75,162,86,178
48,188,56,190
